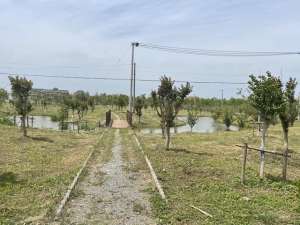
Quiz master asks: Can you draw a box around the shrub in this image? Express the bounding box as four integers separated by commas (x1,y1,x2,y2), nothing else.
223,111,233,131
0,117,14,126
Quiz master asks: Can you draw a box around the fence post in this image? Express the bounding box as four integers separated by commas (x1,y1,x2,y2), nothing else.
241,143,248,184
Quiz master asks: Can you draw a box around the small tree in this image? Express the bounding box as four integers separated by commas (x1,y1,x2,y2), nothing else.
187,109,198,132
248,72,284,178
58,105,69,131
9,76,33,136
134,95,146,124
151,90,166,138
279,77,297,180
0,88,8,106
152,76,192,150
88,96,95,112
223,110,233,131
236,112,247,129
73,91,89,133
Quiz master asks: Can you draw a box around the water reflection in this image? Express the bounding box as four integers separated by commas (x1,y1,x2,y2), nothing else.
10,116,77,131
141,117,239,134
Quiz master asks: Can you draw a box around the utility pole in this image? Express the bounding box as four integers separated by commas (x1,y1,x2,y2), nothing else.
129,42,139,113
133,62,136,110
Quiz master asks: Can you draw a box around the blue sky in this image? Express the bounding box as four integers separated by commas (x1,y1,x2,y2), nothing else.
0,0,300,98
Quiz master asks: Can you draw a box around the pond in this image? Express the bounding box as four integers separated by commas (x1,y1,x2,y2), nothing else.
140,116,239,134
10,116,77,131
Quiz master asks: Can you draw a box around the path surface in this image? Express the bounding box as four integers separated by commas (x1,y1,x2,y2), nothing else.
111,112,129,128
59,129,155,225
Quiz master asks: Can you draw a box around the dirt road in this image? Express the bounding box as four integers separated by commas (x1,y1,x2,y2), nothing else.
58,129,155,225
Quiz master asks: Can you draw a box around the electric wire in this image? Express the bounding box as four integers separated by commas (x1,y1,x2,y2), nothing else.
139,43,300,57
0,72,247,85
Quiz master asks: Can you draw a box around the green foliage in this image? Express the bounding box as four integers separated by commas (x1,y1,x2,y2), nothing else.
0,88,8,105
73,90,89,122
134,95,146,123
152,76,192,149
279,77,298,132
235,112,247,129
187,109,198,132
223,110,233,130
88,96,96,112
212,109,222,121
0,117,14,126
9,76,33,136
248,71,284,125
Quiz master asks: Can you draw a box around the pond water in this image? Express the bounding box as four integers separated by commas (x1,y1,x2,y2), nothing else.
141,116,239,134
10,116,77,131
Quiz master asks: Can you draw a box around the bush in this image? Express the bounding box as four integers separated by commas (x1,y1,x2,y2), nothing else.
0,117,14,126
223,111,233,131
236,113,247,129
212,110,222,121
50,114,60,122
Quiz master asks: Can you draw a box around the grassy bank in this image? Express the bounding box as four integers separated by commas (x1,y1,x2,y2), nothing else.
0,125,105,224
137,122,300,224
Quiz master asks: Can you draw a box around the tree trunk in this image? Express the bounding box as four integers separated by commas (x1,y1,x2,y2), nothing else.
161,121,165,139
259,121,267,179
165,126,171,150
21,115,27,137
282,130,289,180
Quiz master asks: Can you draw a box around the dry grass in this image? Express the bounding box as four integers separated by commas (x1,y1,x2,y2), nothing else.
0,124,104,224
137,121,300,224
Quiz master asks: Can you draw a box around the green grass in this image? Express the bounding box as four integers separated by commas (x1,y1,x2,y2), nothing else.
137,122,300,224
0,124,105,224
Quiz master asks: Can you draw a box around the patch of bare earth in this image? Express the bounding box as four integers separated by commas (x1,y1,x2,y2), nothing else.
59,129,155,225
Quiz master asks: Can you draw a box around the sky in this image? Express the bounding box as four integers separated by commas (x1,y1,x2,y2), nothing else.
0,0,300,98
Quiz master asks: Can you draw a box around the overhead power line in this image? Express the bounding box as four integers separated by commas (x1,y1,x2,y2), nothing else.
0,72,247,85
138,43,300,57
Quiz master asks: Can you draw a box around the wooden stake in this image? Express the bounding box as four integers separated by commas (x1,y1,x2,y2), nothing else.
241,143,248,184
190,205,213,218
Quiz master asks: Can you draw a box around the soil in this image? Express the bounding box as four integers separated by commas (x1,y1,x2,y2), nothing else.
58,129,155,225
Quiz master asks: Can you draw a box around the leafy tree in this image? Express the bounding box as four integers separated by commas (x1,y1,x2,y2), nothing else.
9,76,33,136
236,112,247,129
248,72,284,178
58,104,69,131
73,91,89,133
187,109,198,132
116,94,128,110
88,96,96,112
152,76,192,150
0,88,8,106
223,110,233,131
134,95,146,124
212,109,222,121
151,91,166,138
279,77,297,180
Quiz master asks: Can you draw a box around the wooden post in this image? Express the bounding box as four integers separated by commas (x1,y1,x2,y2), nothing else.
241,143,248,184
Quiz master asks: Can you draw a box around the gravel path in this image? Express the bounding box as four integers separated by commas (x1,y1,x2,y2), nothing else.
60,129,155,225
